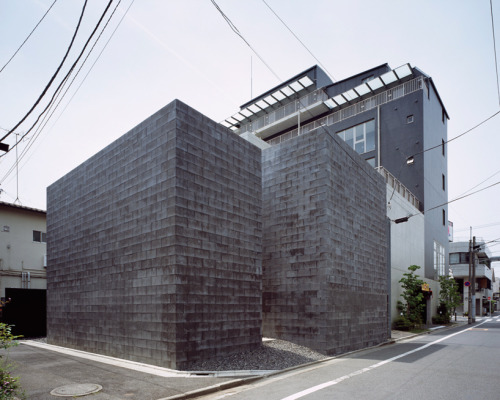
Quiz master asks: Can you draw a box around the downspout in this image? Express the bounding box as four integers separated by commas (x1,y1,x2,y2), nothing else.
377,106,381,167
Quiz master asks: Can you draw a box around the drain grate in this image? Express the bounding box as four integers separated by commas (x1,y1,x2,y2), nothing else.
50,383,103,397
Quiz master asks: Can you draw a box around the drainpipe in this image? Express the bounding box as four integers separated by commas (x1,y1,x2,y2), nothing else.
377,106,381,167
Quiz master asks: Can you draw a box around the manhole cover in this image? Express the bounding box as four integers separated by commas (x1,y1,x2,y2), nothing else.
50,383,103,397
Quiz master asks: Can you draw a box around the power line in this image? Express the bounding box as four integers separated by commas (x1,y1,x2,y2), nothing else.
209,0,281,81
491,0,500,106
0,1,115,158
261,0,336,82
0,0,89,144
0,0,133,185
455,221,500,233
457,166,500,197
0,0,58,74
393,179,500,223
409,109,500,161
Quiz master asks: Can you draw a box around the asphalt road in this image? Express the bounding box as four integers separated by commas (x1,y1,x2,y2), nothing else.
196,316,500,400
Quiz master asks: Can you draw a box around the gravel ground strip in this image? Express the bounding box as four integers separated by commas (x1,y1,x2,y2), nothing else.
183,339,329,372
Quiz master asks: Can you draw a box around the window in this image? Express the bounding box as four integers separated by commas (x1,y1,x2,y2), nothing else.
450,252,470,264
434,241,445,278
442,209,446,226
337,120,375,155
366,157,376,167
442,174,445,191
406,115,414,124
442,139,445,156
33,230,46,243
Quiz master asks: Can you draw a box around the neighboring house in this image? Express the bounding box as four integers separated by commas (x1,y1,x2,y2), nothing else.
224,63,449,282
0,201,47,298
449,240,494,316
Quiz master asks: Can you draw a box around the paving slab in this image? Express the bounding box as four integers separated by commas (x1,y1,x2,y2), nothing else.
4,342,236,400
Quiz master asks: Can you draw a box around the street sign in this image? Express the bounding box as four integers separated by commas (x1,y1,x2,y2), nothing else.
421,283,430,291
464,281,471,287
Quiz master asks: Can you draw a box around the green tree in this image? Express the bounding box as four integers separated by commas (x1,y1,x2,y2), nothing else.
398,265,426,328
437,274,461,323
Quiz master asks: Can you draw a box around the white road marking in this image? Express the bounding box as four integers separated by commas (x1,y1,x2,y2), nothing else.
281,320,489,400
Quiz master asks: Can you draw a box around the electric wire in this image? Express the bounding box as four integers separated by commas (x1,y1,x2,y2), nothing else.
455,221,500,233
392,179,500,223
209,0,281,81
0,0,58,74
457,166,500,197
261,0,336,82
0,0,126,189
0,0,88,144
491,0,500,106
0,0,133,185
0,0,115,158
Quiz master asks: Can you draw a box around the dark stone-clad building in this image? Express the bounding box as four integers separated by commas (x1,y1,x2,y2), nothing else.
47,100,263,369
262,129,388,354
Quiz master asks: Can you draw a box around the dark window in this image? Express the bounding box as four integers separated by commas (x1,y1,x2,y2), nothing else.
442,209,446,226
450,253,470,264
33,230,46,243
406,115,414,124
442,139,445,156
442,174,445,191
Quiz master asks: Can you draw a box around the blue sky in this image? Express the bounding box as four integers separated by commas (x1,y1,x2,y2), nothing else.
1,0,499,266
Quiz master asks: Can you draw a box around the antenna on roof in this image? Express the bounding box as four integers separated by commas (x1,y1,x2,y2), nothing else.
250,56,253,99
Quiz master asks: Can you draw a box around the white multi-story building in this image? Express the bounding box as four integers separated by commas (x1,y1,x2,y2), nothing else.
0,201,47,299
449,240,494,316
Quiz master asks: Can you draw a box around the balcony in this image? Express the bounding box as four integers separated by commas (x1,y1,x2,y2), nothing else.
266,76,425,146
238,89,330,139
449,263,493,280
376,166,421,210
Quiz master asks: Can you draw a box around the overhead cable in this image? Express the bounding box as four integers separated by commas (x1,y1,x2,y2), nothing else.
491,0,500,106
210,0,281,81
0,0,115,158
0,0,59,74
0,0,89,144
0,0,133,185
261,0,336,82
393,179,500,223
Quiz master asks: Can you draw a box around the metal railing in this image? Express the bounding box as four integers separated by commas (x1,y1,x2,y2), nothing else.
267,76,425,146
239,88,329,134
376,166,421,210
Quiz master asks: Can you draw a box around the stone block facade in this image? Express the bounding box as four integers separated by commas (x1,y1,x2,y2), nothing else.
262,129,388,355
46,100,262,369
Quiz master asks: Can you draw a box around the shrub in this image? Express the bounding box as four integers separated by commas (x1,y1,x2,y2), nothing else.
392,316,413,331
0,323,24,400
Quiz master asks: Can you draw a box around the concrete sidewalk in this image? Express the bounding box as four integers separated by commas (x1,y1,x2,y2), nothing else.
8,341,243,400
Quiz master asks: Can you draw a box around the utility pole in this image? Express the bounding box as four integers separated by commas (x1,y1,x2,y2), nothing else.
472,236,476,323
468,238,472,324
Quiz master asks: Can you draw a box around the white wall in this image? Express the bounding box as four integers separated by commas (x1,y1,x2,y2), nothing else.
0,204,47,297
386,186,429,323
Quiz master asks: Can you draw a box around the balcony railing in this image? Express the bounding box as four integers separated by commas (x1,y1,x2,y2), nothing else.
376,166,421,210
239,88,329,134
267,76,425,146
